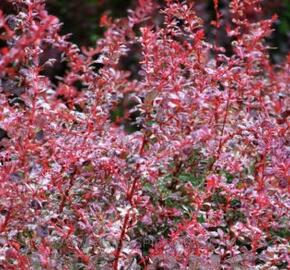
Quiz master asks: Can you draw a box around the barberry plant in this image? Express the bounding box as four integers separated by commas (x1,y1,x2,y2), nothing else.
0,0,289,269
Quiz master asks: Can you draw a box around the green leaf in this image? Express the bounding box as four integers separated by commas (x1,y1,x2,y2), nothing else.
178,173,203,186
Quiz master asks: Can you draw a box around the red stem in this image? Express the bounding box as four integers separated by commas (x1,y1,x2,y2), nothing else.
113,137,146,270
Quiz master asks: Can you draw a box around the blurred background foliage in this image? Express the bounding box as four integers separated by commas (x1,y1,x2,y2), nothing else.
46,0,134,46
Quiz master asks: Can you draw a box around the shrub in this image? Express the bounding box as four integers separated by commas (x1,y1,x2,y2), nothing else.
0,0,289,269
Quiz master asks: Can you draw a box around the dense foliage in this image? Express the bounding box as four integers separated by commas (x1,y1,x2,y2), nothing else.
0,0,289,269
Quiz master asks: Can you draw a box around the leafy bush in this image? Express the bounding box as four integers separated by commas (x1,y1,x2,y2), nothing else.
0,0,289,269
